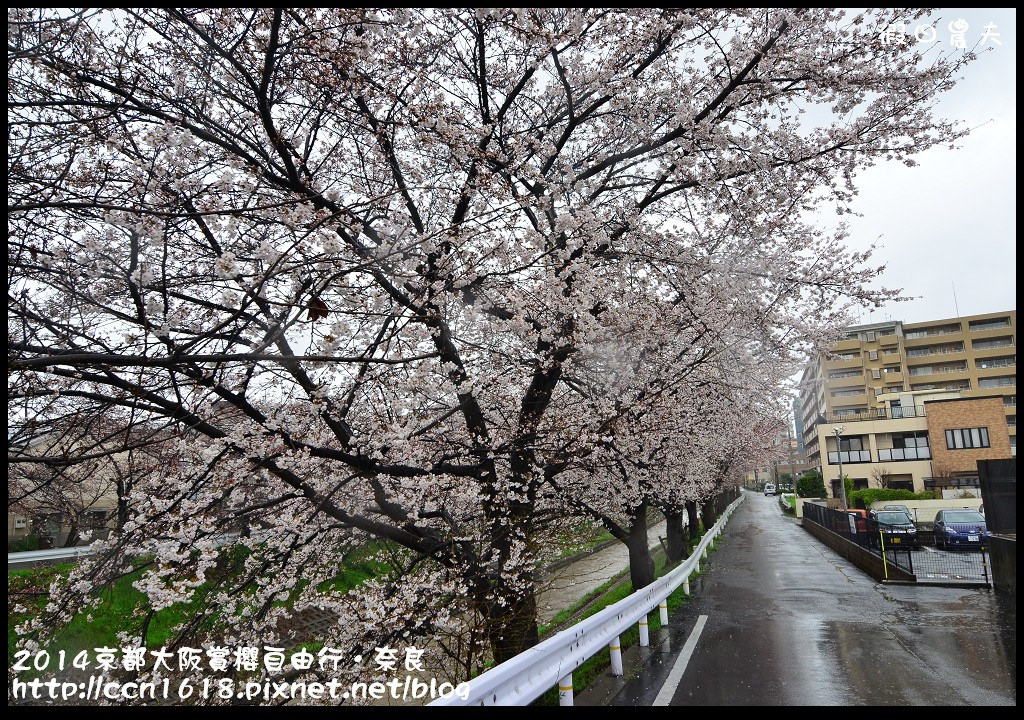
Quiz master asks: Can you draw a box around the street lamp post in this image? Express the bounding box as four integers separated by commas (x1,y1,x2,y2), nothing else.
834,426,849,512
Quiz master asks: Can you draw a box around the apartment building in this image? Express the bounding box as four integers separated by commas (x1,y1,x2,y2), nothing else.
798,311,1016,495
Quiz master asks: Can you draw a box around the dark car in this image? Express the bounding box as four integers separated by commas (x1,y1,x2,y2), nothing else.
933,509,988,550
872,510,919,549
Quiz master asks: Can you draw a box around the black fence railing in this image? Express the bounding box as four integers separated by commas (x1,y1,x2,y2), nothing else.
802,502,991,585
801,503,913,576
979,459,1016,534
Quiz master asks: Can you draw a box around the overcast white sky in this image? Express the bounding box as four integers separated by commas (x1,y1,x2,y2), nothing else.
838,8,1016,326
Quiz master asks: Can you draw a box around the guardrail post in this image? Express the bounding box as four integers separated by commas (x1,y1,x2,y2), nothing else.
558,673,573,706
609,636,623,676
683,576,690,595
639,615,650,647
659,600,669,626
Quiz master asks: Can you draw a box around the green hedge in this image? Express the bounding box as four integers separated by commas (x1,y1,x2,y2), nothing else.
8,534,40,552
847,488,936,506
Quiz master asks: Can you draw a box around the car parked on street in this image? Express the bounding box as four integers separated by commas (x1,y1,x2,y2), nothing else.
933,509,988,550
871,510,919,549
763,483,776,496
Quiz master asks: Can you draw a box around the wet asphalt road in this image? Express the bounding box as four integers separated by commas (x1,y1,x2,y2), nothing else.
607,490,1016,706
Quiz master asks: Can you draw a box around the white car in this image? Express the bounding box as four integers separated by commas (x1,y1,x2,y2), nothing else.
764,484,776,496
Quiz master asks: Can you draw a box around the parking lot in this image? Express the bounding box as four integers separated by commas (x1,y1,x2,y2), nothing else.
893,544,991,584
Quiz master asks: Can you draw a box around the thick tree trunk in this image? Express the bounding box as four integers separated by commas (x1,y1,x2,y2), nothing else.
484,588,540,665
701,500,716,535
62,519,80,548
664,509,690,565
624,503,655,590
686,500,701,541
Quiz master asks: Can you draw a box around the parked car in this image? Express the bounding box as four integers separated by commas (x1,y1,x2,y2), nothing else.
763,483,776,496
933,509,988,550
835,508,870,535
871,510,919,549
870,504,914,522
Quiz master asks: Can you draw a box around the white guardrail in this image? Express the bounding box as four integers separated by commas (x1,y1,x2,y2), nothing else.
8,545,95,566
430,493,745,706
7,529,276,568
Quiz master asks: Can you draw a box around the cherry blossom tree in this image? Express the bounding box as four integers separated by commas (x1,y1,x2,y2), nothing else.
9,8,972,675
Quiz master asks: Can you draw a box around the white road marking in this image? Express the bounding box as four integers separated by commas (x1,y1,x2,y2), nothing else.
653,614,708,706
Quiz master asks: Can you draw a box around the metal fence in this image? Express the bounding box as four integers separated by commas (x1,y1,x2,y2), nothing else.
978,459,1016,534
802,503,992,585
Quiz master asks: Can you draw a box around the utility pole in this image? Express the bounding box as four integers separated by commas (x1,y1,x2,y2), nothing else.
834,426,849,512
787,424,797,495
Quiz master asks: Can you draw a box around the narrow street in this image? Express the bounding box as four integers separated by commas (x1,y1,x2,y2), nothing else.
584,490,1016,706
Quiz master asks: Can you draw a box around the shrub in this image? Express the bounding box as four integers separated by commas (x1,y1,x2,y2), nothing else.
847,488,936,506
796,471,827,498
8,534,40,552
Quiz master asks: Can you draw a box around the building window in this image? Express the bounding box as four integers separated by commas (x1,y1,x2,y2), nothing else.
882,347,900,355
972,337,1014,350
979,376,1016,389
944,427,990,450
969,317,1011,332
853,478,869,490
831,389,864,398
977,356,1015,369
905,323,962,339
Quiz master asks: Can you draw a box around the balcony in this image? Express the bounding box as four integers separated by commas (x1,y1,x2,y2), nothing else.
975,358,1015,372
831,338,861,352
889,404,927,419
880,333,899,346
972,338,1015,353
827,373,864,388
904,323,964,340
969,318,1012,332
830,392,868,407
825,356,862,370
825,405,927,423
827,450,872,464
877,447,932,461
978,377,1016,390
907,352,968,367
882,371,904,384
906,364,969,378
968,325,1016,341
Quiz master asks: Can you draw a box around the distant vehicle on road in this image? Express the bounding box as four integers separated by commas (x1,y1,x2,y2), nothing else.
763,483,776,496
934,509,988,550
872,510,919,549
